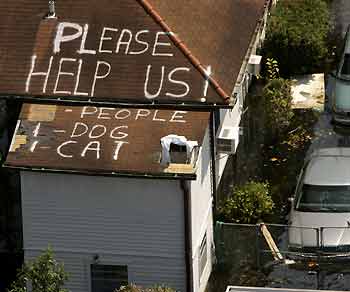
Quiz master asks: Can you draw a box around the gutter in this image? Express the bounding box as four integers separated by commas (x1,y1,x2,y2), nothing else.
209,111,217,209
231,0,270,101
4,165,198,180
180,179,193,292
0,94,232,110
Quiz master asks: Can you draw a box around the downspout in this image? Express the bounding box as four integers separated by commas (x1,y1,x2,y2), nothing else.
209,112,217,210
180,179,193,292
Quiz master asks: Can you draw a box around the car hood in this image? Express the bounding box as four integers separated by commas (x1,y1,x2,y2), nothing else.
289,211,350,248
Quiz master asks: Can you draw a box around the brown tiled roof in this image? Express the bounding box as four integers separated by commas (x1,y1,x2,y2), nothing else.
0,0,266,107
5,103,210,178
137,0,229,102
147,0,267,98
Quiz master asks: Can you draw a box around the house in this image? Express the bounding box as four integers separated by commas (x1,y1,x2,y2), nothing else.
0,0,270,291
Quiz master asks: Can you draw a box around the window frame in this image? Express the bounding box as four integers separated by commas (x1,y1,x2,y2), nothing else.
90,263,128,292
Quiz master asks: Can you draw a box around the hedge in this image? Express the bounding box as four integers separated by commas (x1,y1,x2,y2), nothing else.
263,0,330,77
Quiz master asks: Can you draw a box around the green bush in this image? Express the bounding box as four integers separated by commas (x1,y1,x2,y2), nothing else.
263,0,330,76
8,247,68,292
115,284,176,292
217,182,274,224
263,78,294,137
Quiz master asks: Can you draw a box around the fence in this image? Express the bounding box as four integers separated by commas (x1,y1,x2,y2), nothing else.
215,222,350,269
212,222,350,290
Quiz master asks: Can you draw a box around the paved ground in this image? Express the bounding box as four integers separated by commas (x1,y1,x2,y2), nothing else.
291,74,324,111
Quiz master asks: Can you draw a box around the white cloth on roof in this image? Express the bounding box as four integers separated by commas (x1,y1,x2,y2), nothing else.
160,134,198,166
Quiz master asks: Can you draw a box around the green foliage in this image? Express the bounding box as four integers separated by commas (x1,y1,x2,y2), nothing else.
8,247,68,292
265,58,280,81
263,0,330,76
115,284,176,292
217,181,274,224
281,126,312,150
263,78,294,137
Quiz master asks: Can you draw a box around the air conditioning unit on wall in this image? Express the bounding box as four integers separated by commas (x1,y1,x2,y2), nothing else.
216,126,238,154
248,54,262,76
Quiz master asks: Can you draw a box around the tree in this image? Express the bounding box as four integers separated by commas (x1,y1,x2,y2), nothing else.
8,247,68,292
263,0,330,76
115,284,176,292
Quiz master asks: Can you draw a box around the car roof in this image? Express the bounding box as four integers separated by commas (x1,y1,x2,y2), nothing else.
304,148,350,186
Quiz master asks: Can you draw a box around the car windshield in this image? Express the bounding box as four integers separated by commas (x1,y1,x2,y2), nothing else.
296,184,350,212
340,54,350,78
334,78,350,110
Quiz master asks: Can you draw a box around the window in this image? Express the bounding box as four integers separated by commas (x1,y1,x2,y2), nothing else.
214,109,221,134
169,143,188,163
341,54,350,76
198,233,208,279
296,184,350,212
91,264,128,292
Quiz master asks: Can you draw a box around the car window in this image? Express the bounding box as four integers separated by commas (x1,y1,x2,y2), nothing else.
341,54,350,76
296,184,350,212
334,78,350,110
337,37,346,74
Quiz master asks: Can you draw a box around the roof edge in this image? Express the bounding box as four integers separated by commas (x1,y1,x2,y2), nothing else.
0,94,233,109
137,0,230,104
3,164,198,180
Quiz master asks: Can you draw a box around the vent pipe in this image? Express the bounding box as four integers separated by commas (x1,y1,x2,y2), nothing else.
46,1,56,19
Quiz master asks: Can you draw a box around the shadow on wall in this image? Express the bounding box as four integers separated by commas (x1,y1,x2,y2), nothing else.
0,100,23,292
217,82,266,202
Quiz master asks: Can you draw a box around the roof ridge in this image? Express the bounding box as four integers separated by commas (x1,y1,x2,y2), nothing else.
137,0,230,103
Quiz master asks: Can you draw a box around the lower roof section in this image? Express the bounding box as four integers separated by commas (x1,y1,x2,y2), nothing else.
4,103,210,179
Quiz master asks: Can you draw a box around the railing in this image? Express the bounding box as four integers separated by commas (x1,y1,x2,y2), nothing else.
215,221,350,270
213,222,350,291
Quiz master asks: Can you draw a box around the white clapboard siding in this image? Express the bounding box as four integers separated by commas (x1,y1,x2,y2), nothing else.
190,128,214,292
21,172,186,292
216,106,241,186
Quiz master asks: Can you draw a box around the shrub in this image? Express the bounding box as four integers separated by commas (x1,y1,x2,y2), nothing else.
217,181,274,224
263,78,294,137
263,0,330,76
115,284,176,292
265,58,280,81
8,247,68,292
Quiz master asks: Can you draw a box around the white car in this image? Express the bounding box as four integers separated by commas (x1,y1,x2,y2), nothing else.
288,147,350,254
329,25,350,125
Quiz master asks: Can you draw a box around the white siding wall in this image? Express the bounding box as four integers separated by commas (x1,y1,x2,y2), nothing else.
216,103,241,185
190,128,214,292
215,6,269,186
21,172,187,292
